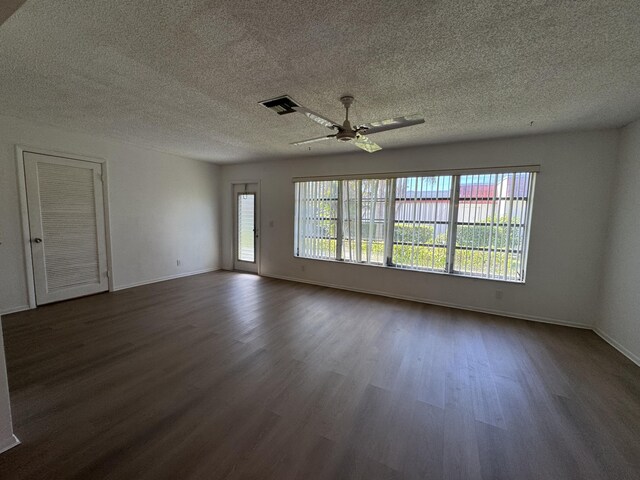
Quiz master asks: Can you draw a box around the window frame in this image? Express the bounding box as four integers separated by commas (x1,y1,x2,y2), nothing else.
390,175,453,273
293,167,537,284
340,178,391,266
451,172,536,281
294,180,340,260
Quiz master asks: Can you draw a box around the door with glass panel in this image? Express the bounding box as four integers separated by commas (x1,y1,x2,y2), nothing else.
233,183,259,273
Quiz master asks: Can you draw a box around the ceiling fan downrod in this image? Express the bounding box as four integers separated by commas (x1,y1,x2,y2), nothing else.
337,95,356,141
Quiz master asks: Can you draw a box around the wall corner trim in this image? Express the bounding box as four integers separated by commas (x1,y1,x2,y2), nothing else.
594,328,640,367
0,306,30,316
0,434,20,455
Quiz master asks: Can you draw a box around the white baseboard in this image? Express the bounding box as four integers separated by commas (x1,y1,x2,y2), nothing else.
0,434,20,455
0,305,30,316
113,268,220,292
261,273,593,329
594,328,640,367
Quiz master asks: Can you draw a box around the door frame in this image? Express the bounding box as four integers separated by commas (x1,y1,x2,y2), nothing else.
15,145,115,309
231,180,261,274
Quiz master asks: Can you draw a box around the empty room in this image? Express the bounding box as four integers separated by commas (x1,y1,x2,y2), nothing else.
1,1,639,479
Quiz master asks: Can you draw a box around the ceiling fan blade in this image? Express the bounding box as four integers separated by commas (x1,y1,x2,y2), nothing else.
293,106,341,130
353,135,382,153
291,134,337,146
358,115,425,135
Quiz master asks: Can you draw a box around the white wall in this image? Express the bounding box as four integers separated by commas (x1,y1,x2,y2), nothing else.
0,116,221,314
0,318,18,453
221,130,619,328
598,120,640,365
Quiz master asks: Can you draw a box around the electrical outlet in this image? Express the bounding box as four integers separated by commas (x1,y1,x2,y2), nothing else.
177,259,181,267
495,290,503,300
301,265,305,272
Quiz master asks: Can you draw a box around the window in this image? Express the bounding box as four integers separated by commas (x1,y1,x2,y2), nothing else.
294,180,339,260
393,175,452,272
341,179,390,264
294,168,537,283
454,172,535,281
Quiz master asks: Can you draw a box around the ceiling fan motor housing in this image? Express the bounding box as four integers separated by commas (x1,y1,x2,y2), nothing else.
336,120,357,141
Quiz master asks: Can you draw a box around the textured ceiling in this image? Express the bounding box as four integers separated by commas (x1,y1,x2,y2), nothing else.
0,0,639,163
0,0,27,26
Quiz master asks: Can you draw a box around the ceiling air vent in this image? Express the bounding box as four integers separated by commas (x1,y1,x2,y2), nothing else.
259,95,300,115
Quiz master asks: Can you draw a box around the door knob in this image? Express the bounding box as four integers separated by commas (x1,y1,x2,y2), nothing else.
33,238,42,243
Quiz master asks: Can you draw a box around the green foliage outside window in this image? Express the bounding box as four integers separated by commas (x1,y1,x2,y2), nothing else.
456,215,523,250
299,214,525,279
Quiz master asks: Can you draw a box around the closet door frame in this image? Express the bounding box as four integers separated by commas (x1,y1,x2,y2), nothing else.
16,145,114,309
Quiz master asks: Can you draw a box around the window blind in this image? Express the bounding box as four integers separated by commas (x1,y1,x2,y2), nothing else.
292,164,540,183
392,175,452,272
293,168,537,283
294,180,339,260
341,179,390,264
454,172,535,281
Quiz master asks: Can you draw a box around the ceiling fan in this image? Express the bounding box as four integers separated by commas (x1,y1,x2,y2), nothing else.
291,95,425,153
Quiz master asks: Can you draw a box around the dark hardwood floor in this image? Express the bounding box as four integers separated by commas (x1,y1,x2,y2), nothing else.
0,271,639,479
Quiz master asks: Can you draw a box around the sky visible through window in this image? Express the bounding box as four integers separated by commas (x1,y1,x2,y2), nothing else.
402,174,500,196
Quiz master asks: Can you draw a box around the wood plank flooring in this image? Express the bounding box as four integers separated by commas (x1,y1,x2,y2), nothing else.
0,271,639,479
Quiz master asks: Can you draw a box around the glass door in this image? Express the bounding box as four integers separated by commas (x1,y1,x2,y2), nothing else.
233,183,259,272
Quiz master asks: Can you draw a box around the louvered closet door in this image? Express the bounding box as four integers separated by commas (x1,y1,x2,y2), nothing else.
24,152,108,305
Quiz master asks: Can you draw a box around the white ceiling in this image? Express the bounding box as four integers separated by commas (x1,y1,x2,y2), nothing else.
0,0,639,163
